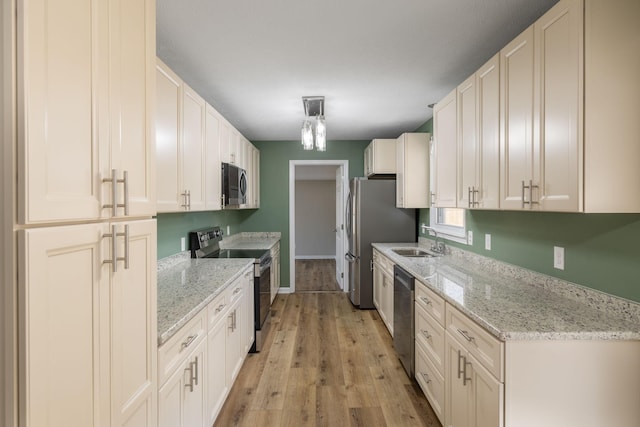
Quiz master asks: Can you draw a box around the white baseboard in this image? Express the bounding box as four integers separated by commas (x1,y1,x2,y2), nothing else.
294,255,336,260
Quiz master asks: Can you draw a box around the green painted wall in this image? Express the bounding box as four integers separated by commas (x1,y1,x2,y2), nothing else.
238,140,370,288
415,118,640,303
156,210,255,259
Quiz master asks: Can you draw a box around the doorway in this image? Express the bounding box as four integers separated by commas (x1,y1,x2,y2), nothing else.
289,160,349,293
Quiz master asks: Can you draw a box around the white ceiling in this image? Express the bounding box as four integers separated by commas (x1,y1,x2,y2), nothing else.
156,0,559,142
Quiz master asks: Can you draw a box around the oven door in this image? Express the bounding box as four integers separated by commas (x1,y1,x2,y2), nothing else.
257,259,271,329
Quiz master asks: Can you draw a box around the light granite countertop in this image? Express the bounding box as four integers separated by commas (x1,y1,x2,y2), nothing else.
219,232,281,251
157,256,254,346
157,232,281,347
372,242,640,341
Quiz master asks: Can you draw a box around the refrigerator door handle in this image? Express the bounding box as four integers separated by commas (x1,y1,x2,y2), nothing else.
345,252,358,263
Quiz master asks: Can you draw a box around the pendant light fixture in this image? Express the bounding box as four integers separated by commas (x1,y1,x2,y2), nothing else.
301,96,326,151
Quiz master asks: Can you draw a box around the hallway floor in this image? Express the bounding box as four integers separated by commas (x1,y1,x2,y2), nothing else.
294,259,341,292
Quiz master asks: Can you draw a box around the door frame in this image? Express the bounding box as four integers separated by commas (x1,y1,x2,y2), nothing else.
288,160,349,293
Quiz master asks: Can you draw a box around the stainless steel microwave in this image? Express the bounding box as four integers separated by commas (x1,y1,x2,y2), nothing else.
222,162,247,207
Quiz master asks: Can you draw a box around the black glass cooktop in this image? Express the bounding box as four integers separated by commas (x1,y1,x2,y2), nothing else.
205,249,268,260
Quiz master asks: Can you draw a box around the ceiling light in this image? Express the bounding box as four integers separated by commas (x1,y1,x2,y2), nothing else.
301,96,327,151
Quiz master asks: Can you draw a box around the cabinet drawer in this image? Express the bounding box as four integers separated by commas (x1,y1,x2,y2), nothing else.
415,342,445,425
227,277,244,305
207,291,228,331
158,310,207,387
415,303,445,376
415,280,445,326
445,303,504,381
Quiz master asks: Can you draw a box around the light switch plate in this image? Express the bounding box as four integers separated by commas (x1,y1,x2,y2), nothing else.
467,230,473,245
180,237,186,252
554,246,565,270
485,234,491,250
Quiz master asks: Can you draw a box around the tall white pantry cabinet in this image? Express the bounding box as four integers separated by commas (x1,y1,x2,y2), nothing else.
4,0,158,426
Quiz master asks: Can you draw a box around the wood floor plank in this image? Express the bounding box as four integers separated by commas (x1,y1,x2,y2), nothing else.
349,407,388,427
316,385,349,427
295,259,340,292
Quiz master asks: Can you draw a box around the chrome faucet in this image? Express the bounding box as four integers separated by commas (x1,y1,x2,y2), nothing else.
423,225,445,254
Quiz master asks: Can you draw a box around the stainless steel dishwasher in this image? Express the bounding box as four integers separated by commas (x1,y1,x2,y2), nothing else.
393,264,415,378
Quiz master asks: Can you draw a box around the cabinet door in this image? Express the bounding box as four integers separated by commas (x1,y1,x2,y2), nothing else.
204,104,222,210
181,84,206,211
252,146,260,208
468,353,503,427
106,0,156,218
183,341,206,427
158,364,183,427
20,224,109,427
19,0,102,223
226,298,243,385
364,145,371,176
219,120,231,164
457,76,478,209
445,333,471,427
477,54,501,210
534,0,582,212
433,89,458,208
500,26,534,210
110,219,157,427
206,316,229,425
381,271,394,336
372,262,382,311
155,60,182,212
396,136,406,207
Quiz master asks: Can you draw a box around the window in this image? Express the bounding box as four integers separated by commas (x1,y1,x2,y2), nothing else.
429,207,468,244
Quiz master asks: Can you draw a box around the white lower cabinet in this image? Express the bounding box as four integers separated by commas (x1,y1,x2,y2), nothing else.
270,242,281,304
158,338,206,427
372,249,394,336
158,265,253,427
19,220,157,427
444,331,503,427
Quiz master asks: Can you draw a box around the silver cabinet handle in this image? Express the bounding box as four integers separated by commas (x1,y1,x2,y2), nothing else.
529,179,539,206
457,328,475,343
102,169,129,216
181,190,191,210
419,296,432,305
180,334,198,351
463,357,472,386
184,364,194,392
457,350,464,379
187,190,191,209
191,357,199,386
103,169,119,217
472,186,479,207
521,180,529,208
103,224,129,272
421,372,431,384
421,329,431,340
215,304,226,314
233,287,241,295
121,170,129,215
468,187,472,208
233,310,237,330
430,192,436,205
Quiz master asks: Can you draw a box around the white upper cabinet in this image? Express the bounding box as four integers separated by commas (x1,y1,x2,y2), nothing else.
205,105,222,211
498,0,640,212
532,0,582,212
180,84,206,211
500,25,535,211
18,0,155,224
396,133,431,208
104,0,156,218
457,54,501,210
433,90,458,208
364,139,397,176
18,0,101,223
476,54,501,210
155,60,182,212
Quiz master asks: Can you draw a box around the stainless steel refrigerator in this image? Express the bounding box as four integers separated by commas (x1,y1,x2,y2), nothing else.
345,178,417,308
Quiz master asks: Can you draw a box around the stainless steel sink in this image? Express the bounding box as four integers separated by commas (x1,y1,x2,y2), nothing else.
391,248,435,257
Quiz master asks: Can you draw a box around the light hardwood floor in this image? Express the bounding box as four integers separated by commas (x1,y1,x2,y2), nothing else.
213,292,442,427
295,259,340,292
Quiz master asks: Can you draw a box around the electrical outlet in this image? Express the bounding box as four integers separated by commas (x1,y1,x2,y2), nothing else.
226,225,231,236
485,234,491,250
180,237,186,252
467,230,473,245
554,246,565,270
